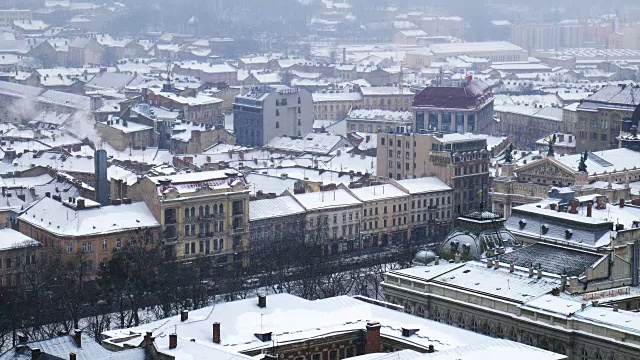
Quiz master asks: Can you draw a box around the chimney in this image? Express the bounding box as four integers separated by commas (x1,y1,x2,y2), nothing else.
537,268,543,279
180,310,189,322
72,330,81,348
69,353,76,360
569,201,578,214
143,332,153,347
427,345,435,353
212,322,221,344
528,267,534,278
550,203,557,211
561,274,568,287
494,260,500,270
581,303,587,310
487,259,493,268
434,256,439,265
587,203,592,217
76,198,85,210
509,263,515,273
258,294,266,308
365,322,381,354
31,349,41,360
614,304,619,312
454,253,461,264
94,149,109,206
45,192,51,198
169,334,177,349
620,198,625,208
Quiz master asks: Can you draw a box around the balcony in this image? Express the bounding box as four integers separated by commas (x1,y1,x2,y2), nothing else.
233,227,245,234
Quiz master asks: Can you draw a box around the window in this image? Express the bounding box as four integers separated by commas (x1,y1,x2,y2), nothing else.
276,109,280,116
205,205,210,216
191,242,196,254
190,207,195,218
199,241,204,253
102,239,107,250
205,240,210,254
82,242,93,253
275,121,279,128
329,350,338,360
384,206,387,214
185,243,190,255
67,243,73,254
342,213,347,222
116,238,122,250
219,204,224,214
185,225,190,236
184,208,189,218
381,138,385,145
6,257,11,268
333,215,338,224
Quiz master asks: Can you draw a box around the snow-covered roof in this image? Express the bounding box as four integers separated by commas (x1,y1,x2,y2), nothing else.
102,293,491,355
351,183,408,202
0,228,39,251
556,148,640,174
152,91,223,106
396,177,452,194
19,197,160,237
430,41,524,55
294,188,361,210
423,338,566,360
347,109,412,122
175,61,237,74
312,91,362,102
265,132,348,155
107,164,138,186
249,195,306,221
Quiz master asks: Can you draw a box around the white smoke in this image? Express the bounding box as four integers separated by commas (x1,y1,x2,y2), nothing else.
8,97,38,125
63,111,103,147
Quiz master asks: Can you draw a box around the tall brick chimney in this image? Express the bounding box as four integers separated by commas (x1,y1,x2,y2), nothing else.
31,348,41,360
181,310,189,322
258,294,266,308
587,203,592,217
169,334,177,349
212,322,221,344
620,198,625,208
365,321,381,354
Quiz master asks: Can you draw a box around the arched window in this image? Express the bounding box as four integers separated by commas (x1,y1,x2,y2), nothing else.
199,206,204,216
190,207,195,218
205,205,210,216
213,204,218,214
184,208,189,218
219,204,224,214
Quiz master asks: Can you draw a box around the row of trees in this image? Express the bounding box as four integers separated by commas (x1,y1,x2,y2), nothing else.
0,224,420,352
0,233,213,350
